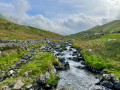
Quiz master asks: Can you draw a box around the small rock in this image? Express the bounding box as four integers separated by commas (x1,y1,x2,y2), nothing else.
25,84,33,90
1,86,10,90
8,70,14,76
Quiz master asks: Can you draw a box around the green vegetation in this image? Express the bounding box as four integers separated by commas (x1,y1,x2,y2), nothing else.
47,73,60,86
0,18,62,40
68,20,120,39
70,20,120,79
0,43,60,88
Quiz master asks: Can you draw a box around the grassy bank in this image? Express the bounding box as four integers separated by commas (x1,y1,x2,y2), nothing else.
0,43,60,88
73,34,120,79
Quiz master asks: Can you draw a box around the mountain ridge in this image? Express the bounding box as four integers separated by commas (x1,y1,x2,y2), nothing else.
0,17,62,40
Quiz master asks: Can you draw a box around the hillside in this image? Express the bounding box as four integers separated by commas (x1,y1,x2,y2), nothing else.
0,18,62,40
68,20,120,39
70,20,120,79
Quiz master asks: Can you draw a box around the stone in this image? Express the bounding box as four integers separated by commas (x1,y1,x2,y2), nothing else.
114,81,120,90
23,72,28,77
1,86,10,90
13,79,24,90
64,62,70,70
37,74,46,86
25,85,33,90
102,74,111,80
101,81,113,89
45,72,50,81
49,66,57,74
8,70,14,76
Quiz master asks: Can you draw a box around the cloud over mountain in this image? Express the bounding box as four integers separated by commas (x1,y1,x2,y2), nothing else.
0,0,120,35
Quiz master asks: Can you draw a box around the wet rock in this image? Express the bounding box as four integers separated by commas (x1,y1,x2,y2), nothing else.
114,81,120,90
101,81,113,89
13,79,24,90
64,62,70,70
75,66,86,69
102,74,111,81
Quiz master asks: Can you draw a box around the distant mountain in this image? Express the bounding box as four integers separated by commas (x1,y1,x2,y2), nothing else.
68,20,120,39
0,17,62,40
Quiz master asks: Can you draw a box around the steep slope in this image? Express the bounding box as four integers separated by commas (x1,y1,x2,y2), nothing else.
68,20,120,39
71,20,120,78
0,18,62,40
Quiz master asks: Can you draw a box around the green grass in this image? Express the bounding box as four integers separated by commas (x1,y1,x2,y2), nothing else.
72,34,120,79
46,73,60,86
0,18,62,40
68,20,120,39
0,45,60,88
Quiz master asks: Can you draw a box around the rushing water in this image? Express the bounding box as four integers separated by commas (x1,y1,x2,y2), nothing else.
54,44,101,90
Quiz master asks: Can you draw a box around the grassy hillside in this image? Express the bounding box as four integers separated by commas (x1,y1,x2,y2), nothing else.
0,18,62,40
68,20,120,39
70,20,120,79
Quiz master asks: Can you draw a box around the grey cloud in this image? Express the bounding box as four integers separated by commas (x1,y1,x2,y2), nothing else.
0,0,120,35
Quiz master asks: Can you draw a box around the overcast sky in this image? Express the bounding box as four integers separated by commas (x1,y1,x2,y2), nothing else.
0,0,120,35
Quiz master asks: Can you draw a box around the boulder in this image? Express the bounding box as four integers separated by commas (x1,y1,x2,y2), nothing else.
101,81,113,89
13,79,24,90
49,66,57,74
114,81,120,90
37,74,46,86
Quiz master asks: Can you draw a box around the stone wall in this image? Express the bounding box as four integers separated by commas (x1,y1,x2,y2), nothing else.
0,39,45,50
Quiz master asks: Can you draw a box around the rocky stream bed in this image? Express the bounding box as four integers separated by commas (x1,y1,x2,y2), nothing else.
0,39,120,90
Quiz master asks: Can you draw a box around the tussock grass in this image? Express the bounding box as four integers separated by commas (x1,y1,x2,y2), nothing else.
73,34,120,79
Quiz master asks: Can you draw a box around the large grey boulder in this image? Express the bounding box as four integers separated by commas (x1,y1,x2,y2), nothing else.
13,79,24,90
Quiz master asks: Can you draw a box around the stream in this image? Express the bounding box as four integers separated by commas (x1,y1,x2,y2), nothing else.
53,43,105,90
